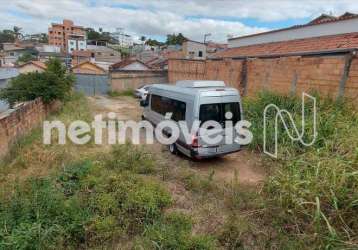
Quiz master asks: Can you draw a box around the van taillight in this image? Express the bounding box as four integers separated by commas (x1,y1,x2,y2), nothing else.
191,134,200,148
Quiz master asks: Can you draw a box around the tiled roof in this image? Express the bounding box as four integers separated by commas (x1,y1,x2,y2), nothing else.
30,61,47,69
18,61,47,70
110,58,150,70
71,61,106,72
72,50,92,57
212,32,358,58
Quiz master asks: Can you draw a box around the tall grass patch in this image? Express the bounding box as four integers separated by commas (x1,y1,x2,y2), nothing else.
244,91,358,247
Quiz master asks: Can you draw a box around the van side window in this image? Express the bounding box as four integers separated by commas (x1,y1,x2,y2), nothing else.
151,94,186,121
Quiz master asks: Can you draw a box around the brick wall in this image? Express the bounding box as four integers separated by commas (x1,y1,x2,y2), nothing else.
168,54,358,100
110,70,168,91
168,59,243,90
0,99,61,157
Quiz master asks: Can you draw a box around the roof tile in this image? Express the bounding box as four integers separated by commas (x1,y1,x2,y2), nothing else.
212,33,358,58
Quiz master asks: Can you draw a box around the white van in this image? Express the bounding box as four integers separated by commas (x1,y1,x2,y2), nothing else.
141,80,243,159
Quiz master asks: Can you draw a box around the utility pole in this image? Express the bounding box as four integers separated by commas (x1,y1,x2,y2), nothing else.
203,33,211,44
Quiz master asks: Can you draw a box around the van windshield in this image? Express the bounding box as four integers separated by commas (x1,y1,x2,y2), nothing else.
199,102,240,127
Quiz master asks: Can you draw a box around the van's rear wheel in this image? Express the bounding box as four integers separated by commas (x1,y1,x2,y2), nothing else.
168,143,177,154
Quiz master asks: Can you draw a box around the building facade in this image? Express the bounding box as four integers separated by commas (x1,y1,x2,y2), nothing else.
86,45,121,63
48,19,86,54
228,12,358,48
182,40,207,59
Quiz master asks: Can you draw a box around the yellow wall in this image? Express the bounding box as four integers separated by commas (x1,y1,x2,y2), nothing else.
18,64,45,74
72,63,105,75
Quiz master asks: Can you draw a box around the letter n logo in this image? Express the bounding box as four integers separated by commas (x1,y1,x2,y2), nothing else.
263,92,317,158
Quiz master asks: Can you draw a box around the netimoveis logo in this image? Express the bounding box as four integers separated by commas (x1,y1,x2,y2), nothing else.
263,92,317,158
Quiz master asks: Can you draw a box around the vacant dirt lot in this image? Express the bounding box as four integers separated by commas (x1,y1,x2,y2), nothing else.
88,95,266,185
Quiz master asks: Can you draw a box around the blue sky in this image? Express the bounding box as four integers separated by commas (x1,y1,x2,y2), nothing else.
1,0,357,43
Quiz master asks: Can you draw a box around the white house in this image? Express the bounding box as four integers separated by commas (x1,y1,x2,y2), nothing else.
228,12,358,48
182,40,207,59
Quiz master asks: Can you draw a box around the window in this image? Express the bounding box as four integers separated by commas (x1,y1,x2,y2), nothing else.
9,52,14,56
151,94,186,121
97,52,102,55
110,53,114,56
199,102,241,127
223,103,241,126
200,104,221,125
198,51,203,57
70,41,74,45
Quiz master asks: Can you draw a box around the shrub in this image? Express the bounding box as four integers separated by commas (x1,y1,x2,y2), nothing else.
137,212,217,250
104,144,156,174
57,160,93,196
16,52,35,64
107,89,134,97
0,58,74,106
244,91,358,248
86,171,172,237
0,178,89,249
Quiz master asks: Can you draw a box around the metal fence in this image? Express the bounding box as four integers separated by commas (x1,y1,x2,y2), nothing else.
74,73,109,96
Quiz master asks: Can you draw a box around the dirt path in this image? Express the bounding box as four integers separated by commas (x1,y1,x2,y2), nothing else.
88,95,266,185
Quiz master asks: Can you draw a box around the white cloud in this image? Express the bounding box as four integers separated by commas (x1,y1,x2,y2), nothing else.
1,0,358,42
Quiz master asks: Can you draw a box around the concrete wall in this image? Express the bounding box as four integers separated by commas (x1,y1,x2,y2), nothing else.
168,55,358,100
229,18,358,48
110,70,168,91
0,98,61,157
183,41,207,59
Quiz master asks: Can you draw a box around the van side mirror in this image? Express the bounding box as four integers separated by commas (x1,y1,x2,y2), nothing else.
140,99,148,107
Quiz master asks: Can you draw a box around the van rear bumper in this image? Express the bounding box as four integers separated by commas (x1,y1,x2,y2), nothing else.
190,146,241,159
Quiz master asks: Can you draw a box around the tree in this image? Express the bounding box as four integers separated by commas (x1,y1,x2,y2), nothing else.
86,28,102,40
86,27,116,44
39,33,48,43
165,33,186,45
145,39,163,47
13,26,22,40
0,29,16,43
0,58,74,106
16,52,35,64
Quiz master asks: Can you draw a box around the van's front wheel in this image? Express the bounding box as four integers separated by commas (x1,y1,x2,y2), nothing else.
168,143,177,154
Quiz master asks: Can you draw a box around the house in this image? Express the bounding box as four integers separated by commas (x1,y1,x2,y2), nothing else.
71,61,107,75
0,43,35,66
35,44,65,63
227,12,358,48
37,51,66,63
48,19,86,54
72,50,92,65
86,45,121,63
206,42,228,54
110,58,151,71
182,40,207,59
17,61,47,74
145,57,168,70
112,28,134,48
212,12,358,59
